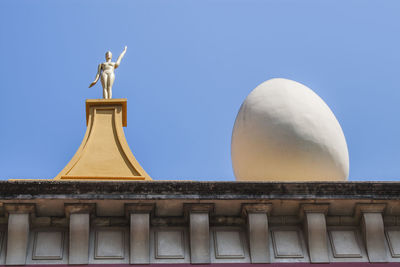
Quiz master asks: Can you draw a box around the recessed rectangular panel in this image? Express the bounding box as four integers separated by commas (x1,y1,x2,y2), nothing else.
155,230,185,259
33,231,64,260
214,230,245,259
386,230,400,257
272,230,303,258
95,229,125,259
329,230,362,258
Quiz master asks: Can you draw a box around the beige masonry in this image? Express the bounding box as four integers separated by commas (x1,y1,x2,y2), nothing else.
54,99,151,181
242,204,272,263
69,214,90,264
362,212,388,262
6,214,30,265
0,185,399,265
300,204,330,263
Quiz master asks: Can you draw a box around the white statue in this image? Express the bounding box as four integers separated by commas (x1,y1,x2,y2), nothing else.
89,46,127,99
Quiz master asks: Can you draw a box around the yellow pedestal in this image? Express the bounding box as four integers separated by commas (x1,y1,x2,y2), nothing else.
54,99,151,181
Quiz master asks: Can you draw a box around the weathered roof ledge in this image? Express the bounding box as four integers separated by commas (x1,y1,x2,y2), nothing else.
0,180,399,200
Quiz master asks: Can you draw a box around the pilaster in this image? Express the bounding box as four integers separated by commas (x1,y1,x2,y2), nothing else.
126,204,154,264
185,204,214,264
242,204,272,263
358,204,388,263
4,204,35,265
300,204,329,263
66,204,94,265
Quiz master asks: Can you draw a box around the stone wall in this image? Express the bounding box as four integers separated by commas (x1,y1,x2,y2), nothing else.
0,181,399,265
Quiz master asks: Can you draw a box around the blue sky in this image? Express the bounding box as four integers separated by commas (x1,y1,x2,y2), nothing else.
0,0,399,181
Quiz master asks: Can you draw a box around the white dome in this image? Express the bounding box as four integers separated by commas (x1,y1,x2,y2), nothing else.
231,78,349,181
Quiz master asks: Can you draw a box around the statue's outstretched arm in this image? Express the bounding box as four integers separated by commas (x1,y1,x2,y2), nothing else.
115,46,127,69
89,64,102,88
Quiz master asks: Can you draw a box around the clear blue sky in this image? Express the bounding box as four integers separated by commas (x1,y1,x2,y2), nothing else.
0,0,399,181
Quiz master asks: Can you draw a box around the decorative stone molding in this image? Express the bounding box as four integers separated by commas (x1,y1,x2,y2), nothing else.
184,203,214,218
32,230,65,260
94,228,125,259
0,183,399,264
299,203,329,220
64,203,95,218
4,203,35,216
155,229,185,259
385,228,400,258
241,203,272,217
149,227,189,263
355,203,386,221
125,203,155,217
325,203,387,226
328,228,363,258
213,229,246,259
271,228,304,258
269,215,301,226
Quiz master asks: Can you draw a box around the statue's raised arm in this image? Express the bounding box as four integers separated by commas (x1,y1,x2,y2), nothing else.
115,46,127,69
88,46,127,99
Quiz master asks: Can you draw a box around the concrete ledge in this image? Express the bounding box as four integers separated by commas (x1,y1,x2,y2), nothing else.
0,180,400,200
0,181,400,200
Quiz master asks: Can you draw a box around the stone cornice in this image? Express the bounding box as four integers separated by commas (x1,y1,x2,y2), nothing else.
0,181,400,200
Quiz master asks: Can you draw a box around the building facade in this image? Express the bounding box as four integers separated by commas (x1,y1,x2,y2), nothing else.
0,181,400,266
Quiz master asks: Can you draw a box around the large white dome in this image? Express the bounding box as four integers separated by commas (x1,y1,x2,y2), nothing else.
231,78,349,181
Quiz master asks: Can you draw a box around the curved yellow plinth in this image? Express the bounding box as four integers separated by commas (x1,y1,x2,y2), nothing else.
54,99,151,181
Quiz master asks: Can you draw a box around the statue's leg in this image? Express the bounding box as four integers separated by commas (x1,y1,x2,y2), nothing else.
100,73,108,99
108,72,115,99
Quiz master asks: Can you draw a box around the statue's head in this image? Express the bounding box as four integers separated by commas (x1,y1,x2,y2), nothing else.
105,51,112,61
